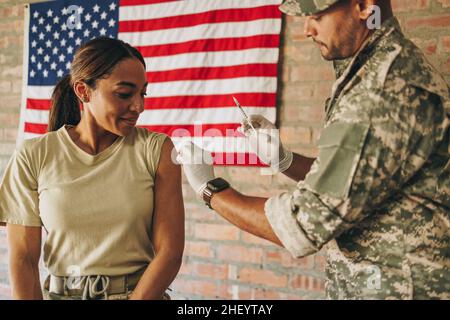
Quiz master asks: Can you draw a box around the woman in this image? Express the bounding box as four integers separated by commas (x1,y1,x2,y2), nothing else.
0,37,184,300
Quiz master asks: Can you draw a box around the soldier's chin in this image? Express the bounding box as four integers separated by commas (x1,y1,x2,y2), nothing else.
320,48,334,61
321,48,347,61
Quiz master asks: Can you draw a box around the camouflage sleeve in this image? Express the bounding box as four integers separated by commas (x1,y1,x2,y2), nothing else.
265,85,448,258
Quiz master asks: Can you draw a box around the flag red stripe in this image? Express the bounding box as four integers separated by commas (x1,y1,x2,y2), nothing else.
26,93,276,111
144,93,276,109
140,123,243,137
211,152,266,167
147,63,277,82
24,122,48,134
119,6,280,33
27,98,51,110
120,0,178,7
135,35,279,57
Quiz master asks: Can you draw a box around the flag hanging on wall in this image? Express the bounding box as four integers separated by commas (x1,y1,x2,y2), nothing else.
18,0,282,166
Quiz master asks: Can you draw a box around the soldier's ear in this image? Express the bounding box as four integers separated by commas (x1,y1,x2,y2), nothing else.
357,0,377,21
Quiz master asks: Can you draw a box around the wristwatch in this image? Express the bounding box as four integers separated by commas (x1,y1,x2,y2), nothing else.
202,178,230,209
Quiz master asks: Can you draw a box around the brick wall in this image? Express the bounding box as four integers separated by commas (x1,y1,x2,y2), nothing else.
0,0,449,300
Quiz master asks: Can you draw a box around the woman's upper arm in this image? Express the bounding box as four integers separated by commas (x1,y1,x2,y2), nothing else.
7,224,42,264
152,138,185,256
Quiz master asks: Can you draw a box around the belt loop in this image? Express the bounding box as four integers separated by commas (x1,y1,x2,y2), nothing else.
63,277,68,296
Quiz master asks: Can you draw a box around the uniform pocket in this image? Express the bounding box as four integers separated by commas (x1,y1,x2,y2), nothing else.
304,122,370,200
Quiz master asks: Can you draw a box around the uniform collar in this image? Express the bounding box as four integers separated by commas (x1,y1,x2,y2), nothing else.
332,16,402,78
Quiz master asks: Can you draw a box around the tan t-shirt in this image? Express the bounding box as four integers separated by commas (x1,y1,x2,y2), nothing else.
0,125,167,276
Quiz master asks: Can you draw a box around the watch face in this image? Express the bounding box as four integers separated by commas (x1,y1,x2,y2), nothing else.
207,178,229,192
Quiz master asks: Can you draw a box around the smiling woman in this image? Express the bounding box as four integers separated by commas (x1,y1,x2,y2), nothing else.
0,37,185,300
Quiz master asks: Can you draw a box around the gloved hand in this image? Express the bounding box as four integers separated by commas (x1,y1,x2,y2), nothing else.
238,114,293,173
176,141,215,198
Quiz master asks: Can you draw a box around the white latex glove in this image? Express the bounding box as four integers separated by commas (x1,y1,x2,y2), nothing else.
238,114,293,173
176,141,215,198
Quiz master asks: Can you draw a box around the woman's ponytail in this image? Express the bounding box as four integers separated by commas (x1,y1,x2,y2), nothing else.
48,74,81,132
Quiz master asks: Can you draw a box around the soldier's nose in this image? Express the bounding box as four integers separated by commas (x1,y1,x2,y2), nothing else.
304,17,317,38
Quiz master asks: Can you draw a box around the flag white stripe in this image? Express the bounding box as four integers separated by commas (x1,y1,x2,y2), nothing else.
148,77,277,97
119,0,281,22
23,106,276,126
172,136,254,153
143,48,279,72
27,77,277,99
137,107,276,125
118,19,281,47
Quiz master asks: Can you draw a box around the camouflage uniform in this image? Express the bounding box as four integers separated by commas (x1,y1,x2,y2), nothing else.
265,16,450,299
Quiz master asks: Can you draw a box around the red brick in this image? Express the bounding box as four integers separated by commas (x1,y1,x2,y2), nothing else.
296,105,325,123
184,220,194,238
1,65,22,78
284,43,317,63
225,167,273,187
237,287,288,299
291,65,335,82
314,82,334,99
194,223,240,241
0,95,20,111
0,113,19,127
281,83,315,102
185,202,217,222
280,126,311,145
0,5,23,18
179,261,228,280
216,244,263,264
440,36,450,52
406,15,450,30
264,250,314,269
238,268,287,288
184,241,214,258
437,0,450,8
315,254,327,273
289,275,326,292
0,143,15,156
0,35,22,50
3,128,17,142
392,0,430,12
241,232,276,247
411,37,438,55
0,81,11,94
171,278,218,298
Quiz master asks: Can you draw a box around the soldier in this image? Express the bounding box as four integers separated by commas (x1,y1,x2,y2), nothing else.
177,0,450,299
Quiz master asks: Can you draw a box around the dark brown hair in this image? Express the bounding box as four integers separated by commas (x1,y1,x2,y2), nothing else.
48,37,146,132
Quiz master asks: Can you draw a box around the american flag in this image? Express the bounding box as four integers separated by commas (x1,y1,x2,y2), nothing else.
18,0,282,165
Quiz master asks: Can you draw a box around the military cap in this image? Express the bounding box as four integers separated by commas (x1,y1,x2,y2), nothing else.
279,0,341,16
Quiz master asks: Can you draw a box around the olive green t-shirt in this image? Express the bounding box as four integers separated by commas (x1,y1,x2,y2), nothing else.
0,125,167,276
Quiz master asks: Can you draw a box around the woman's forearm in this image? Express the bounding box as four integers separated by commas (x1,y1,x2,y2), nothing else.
9,257,43,300
129,252,182,300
